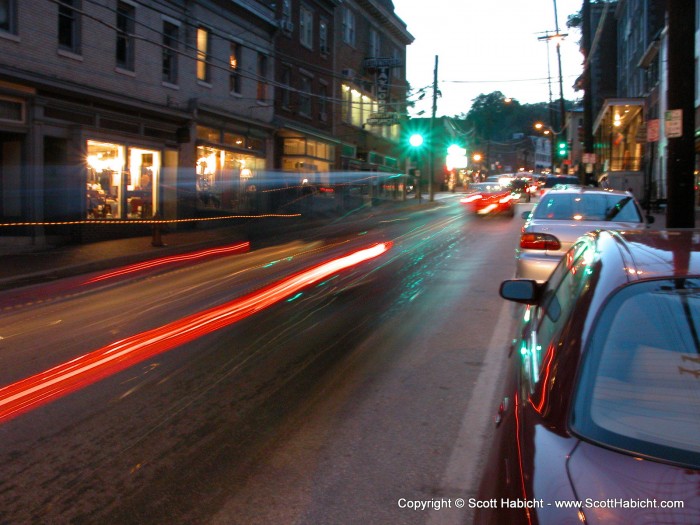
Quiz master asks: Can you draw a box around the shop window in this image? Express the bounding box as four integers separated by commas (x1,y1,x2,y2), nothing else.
86,142,160,219
196,145,265,211
86,141,124,219
58,0,81,54
224,132,245,148
196,125,220,143
284,138,306,155
116,2,135,71
248,138,263,152
127,148,160,218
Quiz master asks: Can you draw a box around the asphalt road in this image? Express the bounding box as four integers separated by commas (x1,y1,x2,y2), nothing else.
0,195,528,524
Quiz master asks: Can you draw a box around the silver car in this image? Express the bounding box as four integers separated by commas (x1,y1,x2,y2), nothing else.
516,187,652,282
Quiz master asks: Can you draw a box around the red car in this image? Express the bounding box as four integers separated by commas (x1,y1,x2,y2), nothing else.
476,229,700,525
460,182,515,217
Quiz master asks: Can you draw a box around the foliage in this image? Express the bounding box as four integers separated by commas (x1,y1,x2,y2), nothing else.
457,91,557,145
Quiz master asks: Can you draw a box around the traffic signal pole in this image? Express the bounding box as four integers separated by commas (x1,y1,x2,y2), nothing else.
429,55,438,202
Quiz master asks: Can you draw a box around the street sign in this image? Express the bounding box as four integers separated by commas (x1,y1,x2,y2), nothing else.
646,119,660,142
665,109,683,138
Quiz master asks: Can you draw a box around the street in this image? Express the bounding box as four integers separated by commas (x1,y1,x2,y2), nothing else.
0,196,528,524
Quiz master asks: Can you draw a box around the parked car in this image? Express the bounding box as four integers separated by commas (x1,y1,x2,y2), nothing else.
516,186,652,281
460,182,515,217
476,229,700,525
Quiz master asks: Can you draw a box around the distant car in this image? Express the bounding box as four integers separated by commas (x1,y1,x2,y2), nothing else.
516,186,651,281
476,229,700,525
538,174,580,196
460,182,515,217
510,176,537,202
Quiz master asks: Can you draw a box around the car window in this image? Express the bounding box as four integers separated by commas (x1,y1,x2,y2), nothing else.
520,240,594,391
573,278,700,469
533,193,642,222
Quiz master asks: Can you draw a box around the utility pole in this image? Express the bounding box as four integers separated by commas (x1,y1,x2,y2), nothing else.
666,1,695,228
582,0,595,185
429,55,438,202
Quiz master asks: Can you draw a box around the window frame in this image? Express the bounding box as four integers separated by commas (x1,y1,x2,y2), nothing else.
196,26,211,84
162,19,179,85
116,1,136,71
229,41,241,94
0,0,17,35
299,5,313,50
58,0,81,54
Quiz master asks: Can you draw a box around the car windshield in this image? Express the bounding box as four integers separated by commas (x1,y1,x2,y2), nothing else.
469,183,505,194
573,279,700,469
532,193,642,222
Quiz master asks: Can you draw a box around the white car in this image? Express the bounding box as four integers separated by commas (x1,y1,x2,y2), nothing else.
516,186,653,282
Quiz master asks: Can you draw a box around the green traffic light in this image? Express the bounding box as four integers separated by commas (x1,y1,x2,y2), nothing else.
409,134,424,148
557,141,568,157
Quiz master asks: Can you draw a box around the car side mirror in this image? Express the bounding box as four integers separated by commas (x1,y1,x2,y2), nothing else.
646,214,655,224
521,210,532,220
500,279,540,304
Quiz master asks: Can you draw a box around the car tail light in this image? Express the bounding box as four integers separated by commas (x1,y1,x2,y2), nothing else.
520,232,561,250
461,194,482,203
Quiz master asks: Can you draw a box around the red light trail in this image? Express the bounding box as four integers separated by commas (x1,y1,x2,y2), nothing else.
82,242,251,284
0,242,391,424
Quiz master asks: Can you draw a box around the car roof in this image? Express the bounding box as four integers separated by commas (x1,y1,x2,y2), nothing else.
594,229,700,281
541,186,632,197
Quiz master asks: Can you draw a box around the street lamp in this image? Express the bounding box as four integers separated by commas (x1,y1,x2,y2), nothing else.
534,122,562,173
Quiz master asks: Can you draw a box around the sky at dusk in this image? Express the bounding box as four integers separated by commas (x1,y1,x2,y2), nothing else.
391,0,586,117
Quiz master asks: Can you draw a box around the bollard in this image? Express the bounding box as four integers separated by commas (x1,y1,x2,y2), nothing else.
151,215,166,247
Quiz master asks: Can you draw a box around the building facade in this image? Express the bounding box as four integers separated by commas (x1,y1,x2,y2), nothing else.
0,0,414,247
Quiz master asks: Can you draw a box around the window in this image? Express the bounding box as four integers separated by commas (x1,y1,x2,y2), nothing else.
0,0,17,34
229,42,241,94
282,0,291,19
256,54,268,102
392,48,401,79
319,18,329,55
318,82,328,120
281,66,291,108
197,27,210,83
368,28,380,58
574,278,700,469
162,21,179,84
342,7,355,46
300,6,313,49
58,0,81,54
116,2,135,70
299,76,312,117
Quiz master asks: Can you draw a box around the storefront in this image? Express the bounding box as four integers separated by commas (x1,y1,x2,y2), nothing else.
280,136,335,182
86,140,161,219
195,126,266,212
